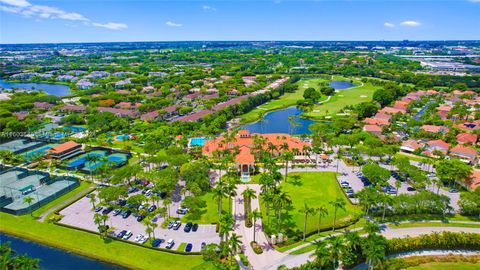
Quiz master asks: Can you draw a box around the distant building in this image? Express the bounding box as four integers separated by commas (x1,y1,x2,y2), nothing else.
76,79,95,90
47,141,82,159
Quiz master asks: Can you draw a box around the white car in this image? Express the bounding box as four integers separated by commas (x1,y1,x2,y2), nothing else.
165,239,175,249
123,230,133,240
134,234,144,242
139,235,149,244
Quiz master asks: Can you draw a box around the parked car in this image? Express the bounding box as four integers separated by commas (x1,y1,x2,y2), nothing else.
173,221,182,230
201,242,207,251
134,234,144,242
165,239,175,249
128,187,138,194
167,221,175,229
117,230,127,238
151,238,162,247
176,207,189,215
94,206,103,213
184,222,193,232
117,199,126,206
112,209,122,216
192,223,199,232
407,186,416,192
145,190,152,196
136,215,145,222
341,182,350,188
102,206,113,215
185,243,193,252
122,210,131,219
449,188,459,193
123,230,133,240
147,205,157,212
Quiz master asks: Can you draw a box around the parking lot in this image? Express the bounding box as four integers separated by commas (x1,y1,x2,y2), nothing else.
59,194,221,252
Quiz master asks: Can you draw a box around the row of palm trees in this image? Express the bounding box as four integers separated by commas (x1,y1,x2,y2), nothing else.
300,198,346,241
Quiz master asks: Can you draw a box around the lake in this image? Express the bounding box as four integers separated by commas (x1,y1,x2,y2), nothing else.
241,106,316,134
0,79,71,97
329,80,356,90
0,233,124,270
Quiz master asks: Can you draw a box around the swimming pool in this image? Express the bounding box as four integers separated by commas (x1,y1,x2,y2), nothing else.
189,137,205,147
116,134,130,141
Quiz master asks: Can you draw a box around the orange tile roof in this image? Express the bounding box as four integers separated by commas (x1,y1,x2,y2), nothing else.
466,170,480,190
235,146,255,164
456,133,478,144
48,141,80,154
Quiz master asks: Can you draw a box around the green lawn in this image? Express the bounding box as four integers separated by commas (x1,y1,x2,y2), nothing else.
394,152,434,163
389,222,480,229
302,78,381,119
181,192,230,224
406,262,480,270
260,172,360,238
0,213,206,270
239,77,328,124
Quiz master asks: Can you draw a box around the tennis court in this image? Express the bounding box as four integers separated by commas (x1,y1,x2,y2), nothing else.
0,139,43,154
0,168,79,215
64,149,129,172
21,143,58,160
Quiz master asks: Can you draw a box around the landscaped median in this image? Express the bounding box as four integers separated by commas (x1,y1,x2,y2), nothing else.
0,213,208,270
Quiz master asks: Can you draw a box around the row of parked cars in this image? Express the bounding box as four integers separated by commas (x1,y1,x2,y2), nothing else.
166,221,199,232
340,181,355,198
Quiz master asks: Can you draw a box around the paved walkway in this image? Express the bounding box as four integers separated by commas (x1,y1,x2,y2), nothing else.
234,184,287,270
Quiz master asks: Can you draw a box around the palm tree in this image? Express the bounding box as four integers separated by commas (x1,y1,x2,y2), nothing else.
329,198,346,232
274,190,291,229
85,154,101,182
316,205,328,235
23,196,34,216
89,193,97,210
300,202,315,241
329,236,345,269
228,233,242,266
251,208,261,243
314,241,330,270
212,183,226,221
225,180,237,214
282,150,293,182
261,191,274,226
242,187,257,216
363,234,386,270
336,151,343,174
219,214,234,242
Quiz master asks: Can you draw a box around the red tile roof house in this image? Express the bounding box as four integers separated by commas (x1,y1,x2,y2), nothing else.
449,145,478,164
182,92,203,102
115,102,132,109
162,105,178,119
33,102,53,110
465,170,480,190
421,125,450,134
436,105,452,120
141,110,159,121
456,133,478,145
393,100,410,111
424,139,450,157
363,125,383,136
97,107,139,118
173,109,213,122
47,141,82,159
378,107,406,115
400,139,423,153
14,112,28,120
59,105,86,113
455,121,480,132
364,112,392,126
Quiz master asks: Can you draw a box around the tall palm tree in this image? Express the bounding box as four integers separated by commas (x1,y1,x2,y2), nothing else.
251,208,261,243
212,182,226,221
23,196,34,216
329,236,345,269
314,241,330,270
275,190,291,229
261,191,274,226
85,154,101,182
300,202,315,241
228,233,242,266
220,214,234,242
316,205,328,235
241,187,257,216
329,198,346,231
225,180,237,214
282,151,294,183
89,193,97,210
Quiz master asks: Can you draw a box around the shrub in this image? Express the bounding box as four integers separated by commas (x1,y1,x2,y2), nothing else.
387,232,480,254
250,241,263,254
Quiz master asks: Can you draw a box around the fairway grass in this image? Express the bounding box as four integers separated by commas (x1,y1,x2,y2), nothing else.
260,172,360,238
239,77,328,124
303,79,381,119
0,213,206,270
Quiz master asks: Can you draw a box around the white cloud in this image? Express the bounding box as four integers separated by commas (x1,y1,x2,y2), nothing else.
384,22,395,28
92,22,128,30
202,5,216,11
400,20,421,27
0,0,127,30
0,0,30,8
468,0,480,3
166,21,182,27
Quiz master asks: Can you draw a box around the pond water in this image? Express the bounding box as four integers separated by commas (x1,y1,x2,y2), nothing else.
329,80,356,90
241,107,316,134
0,79,71,97
0,233,124,270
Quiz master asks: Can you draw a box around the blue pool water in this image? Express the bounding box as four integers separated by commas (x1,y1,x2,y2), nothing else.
64,126,87,133
241,107,317,135
189,137,206,147
116,134,130,140
0,79,71,97
329,80,356,90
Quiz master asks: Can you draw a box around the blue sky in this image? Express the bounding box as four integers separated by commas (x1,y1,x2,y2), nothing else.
1,0,479,44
